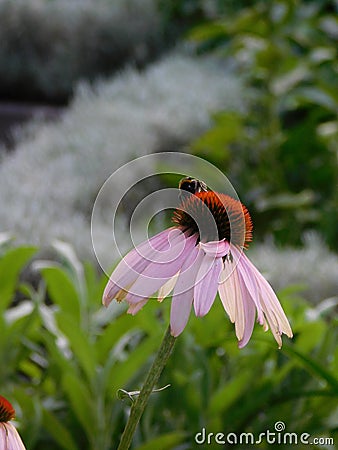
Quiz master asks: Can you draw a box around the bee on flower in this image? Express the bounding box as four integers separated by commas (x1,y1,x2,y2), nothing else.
103,177,292,348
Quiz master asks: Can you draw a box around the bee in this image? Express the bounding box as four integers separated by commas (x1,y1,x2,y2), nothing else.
178,177,208,200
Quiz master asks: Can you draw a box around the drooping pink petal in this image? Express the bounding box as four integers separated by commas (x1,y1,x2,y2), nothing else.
262,317,269,332
0,423,26,450
127,299,149,315
218,260,240,323
237,249,293,341
158,272,179,302
103,227,183,306
170,246,204,337
227,245,292,347
261,304,283,348
125,233,198,304
194,254,223,317
237,277,256,348
257,274,293,339
230,245,264,325
113,227,179,279
258,281,292,348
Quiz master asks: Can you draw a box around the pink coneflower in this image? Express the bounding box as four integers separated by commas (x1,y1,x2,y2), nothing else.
0,395,26,450
103,185,292,348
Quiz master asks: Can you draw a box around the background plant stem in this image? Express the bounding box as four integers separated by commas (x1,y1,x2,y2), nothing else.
117,325,176,450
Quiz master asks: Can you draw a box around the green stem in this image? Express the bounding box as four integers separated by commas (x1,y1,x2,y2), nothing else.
117,325,176,450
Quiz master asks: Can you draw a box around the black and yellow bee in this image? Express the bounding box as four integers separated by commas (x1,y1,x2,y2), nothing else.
178,177,208,199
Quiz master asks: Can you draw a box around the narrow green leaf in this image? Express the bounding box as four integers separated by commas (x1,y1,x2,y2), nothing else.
56,314,96,381
281,344,338,392
109,335,160,394
11,387,42,448
62,372,96,441
187,22,227,42
39,266,81,323
294,321,326,353
40,330,74,377
96,314,137,363
222,380,274,428
43,409,78,450
208,371,252,415
0,246,36,312
135,432,186,450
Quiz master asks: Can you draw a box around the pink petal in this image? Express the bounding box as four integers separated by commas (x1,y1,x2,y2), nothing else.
261,304,283,348
0,423,26,450
258,282,292,348
127,299,148,315
231,246,264,325
234,288,245,341
194,255,223,317
199,240,229,258
237,279,256,348
103,227,183,306
230,245,292,347
115,227,178,278
237,248,293,340
218,261,240,323
158,272,179,302
262,317,269,332
219,258,246,340
125,233,197,303
170,246,204,337
257,275,293,339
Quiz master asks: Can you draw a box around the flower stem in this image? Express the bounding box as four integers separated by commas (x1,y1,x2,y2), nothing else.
117,325,176,450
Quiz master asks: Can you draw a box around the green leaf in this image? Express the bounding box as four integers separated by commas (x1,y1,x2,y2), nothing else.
56,313,96,381
188,22,227,42
40,329,74,378
222,380,275,428
281,344,338,392
39,265,81,323
96,314,136,363
0,246,36,312
62,372,96,441
292,86,337,111
208,371,253,415
192,112,242,160
108,334,160,394
295,320,326,353
135,432,186,450
11,387,42,448
43,409,78,450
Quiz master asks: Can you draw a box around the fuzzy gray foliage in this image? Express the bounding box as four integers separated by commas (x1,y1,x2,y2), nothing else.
248,233,338,302
0,53,243,263
0,0,164,100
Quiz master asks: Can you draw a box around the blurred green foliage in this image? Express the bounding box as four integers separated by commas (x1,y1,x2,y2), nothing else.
1,237,337,449
184,0,338,249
